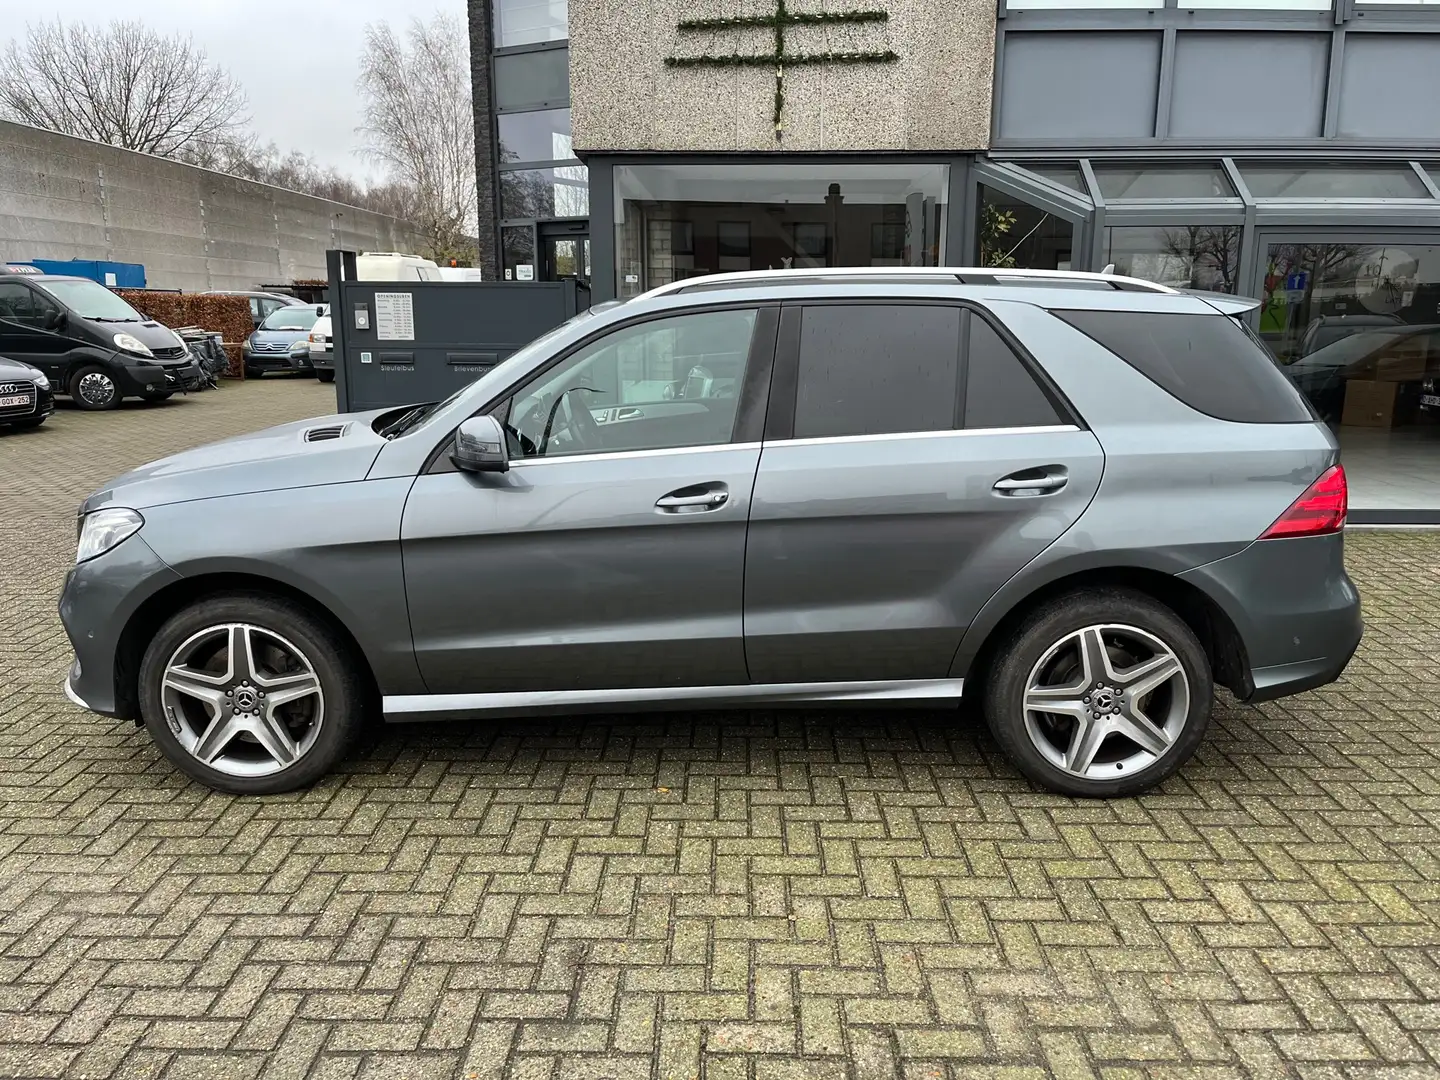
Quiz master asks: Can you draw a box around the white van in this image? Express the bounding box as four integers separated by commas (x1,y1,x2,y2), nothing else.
436,266,484,282
355,252,443,282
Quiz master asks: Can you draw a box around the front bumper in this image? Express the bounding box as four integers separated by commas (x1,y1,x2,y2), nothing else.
245,350,314,372
310,347,333,371
59,533,182,718
1179,531,1362,703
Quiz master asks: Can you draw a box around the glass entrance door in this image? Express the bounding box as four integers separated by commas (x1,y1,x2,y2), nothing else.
1255,232,1440,514
542,234,591,282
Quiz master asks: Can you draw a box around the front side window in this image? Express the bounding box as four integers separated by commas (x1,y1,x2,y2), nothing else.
0,283,35,322
505,309,758,459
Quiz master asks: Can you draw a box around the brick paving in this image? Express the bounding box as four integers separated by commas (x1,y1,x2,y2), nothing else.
2,379,1440,1079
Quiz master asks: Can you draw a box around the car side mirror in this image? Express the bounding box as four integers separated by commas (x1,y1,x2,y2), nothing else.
451,414,508,473
44,309,65,331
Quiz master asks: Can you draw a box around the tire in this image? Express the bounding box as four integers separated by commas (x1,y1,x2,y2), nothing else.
138,593,367,795
983,587,1213,798
69,365,121,410
244,367,262,379
316,370,335,383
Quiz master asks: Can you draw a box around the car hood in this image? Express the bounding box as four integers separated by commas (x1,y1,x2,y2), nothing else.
81,409,396,513
0,355,44,383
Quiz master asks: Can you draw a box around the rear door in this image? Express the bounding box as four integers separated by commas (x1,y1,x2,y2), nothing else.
743,300,1105,684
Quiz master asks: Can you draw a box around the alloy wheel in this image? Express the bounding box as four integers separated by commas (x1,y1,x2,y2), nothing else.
160,623,325,778
1021,623,1189,782
77,372,116,407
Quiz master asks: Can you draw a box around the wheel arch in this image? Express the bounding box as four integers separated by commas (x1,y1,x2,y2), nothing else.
113,572,380,723
956,563,1252,706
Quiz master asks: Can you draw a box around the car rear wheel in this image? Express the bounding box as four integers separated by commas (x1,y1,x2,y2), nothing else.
983,588,1212,798
138,594,367,794
316,370,335,383
69,365,121,410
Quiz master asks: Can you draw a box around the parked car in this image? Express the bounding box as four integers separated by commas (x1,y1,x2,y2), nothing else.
203,290,307,330
1295,313,1406,358
0,354,55,430
60,267,1361,798
0,271,202,409
308,313,333,383
1285,324,1440,422
243,305,327,378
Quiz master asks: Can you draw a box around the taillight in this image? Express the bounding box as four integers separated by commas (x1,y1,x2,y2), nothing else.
1260,464,1347,539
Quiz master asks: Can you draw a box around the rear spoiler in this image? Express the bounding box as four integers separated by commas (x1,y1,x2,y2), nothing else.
1184,289,1262,317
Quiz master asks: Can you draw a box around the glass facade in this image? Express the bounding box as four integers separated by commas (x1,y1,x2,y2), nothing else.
494,0,568,48
982,155,1440,515
1104,226,1241,292
613,164,949,299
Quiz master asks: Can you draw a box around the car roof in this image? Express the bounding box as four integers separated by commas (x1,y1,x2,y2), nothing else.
0,273,87,283
625,267,1259,318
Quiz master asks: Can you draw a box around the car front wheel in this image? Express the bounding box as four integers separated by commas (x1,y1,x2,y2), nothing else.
69,365,121,410
138,594,366,794
316,370,335,383
983,588,1213,798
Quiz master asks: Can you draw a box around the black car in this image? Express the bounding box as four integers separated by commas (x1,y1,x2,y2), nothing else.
0,271,203,410
0,353,55,430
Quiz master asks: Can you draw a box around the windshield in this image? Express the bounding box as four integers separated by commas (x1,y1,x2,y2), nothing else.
34,279,145,321
261,308,321,331
1292,329,1409,369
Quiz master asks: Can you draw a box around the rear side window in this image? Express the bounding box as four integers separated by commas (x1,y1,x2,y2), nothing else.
794,305,961,439
965,316,1064,429
1056,309,1313,424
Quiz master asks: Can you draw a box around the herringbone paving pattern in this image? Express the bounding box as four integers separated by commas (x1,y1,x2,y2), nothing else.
2,381,1439,1078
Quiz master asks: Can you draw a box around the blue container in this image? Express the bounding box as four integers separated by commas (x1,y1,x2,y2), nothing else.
23,259,146,288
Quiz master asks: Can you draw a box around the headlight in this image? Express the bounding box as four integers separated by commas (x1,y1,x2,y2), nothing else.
31,371,49,390
76,508,144,564
113,333,153,358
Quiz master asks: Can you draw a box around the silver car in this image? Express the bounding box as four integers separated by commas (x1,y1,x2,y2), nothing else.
60,268,1362,798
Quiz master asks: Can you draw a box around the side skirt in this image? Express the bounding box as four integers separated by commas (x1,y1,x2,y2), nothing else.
383,679,966,722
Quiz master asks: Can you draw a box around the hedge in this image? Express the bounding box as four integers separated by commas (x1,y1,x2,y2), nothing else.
116,291,254,378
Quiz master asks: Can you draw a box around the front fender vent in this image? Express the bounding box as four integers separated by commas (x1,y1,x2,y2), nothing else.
304,423,349,443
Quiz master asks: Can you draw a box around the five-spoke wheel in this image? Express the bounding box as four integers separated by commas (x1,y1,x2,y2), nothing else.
139,594,365,794
984,589,1212,797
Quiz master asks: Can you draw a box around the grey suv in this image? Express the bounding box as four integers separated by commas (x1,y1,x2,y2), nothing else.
60,268,1362,798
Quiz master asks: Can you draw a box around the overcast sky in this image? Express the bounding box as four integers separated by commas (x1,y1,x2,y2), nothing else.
1,0,467,181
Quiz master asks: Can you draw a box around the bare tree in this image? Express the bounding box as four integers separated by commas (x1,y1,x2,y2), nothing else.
357,15,477,263
1158,226,1240,292
0,19,247,158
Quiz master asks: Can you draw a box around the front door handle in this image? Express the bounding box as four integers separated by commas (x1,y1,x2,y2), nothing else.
656,482,729,513
994,467,1068,497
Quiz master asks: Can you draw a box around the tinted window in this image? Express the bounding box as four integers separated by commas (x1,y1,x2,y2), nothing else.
794,305,962,439
1056,309,1313,424
0,283,35,321
495,49,569,111
506,309,758,459
965,317,1063,429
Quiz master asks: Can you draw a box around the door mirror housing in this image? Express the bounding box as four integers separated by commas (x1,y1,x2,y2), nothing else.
451,414,509,473
44,309,66,331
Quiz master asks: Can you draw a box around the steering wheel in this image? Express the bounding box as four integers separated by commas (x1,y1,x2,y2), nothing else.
560,389,604,451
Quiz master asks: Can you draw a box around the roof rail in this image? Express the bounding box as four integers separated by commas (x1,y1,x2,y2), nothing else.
640,265,1178,300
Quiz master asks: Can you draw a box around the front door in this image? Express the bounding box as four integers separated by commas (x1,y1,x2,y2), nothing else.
744,301,1105,685
542,232,591,282
0,282,70,381
401,305,777,694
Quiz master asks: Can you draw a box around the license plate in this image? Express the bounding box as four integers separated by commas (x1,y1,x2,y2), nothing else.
1422,395,1440,407
0,394,32,408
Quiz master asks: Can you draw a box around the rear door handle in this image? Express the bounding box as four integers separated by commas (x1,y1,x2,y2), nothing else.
994,467,1068,496
656,482,729,513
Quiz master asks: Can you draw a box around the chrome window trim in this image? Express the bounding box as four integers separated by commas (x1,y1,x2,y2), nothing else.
385,678,965,719
780,424,1081,449
508,440,763,468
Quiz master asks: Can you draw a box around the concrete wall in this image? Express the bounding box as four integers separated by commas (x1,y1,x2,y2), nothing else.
0,121,429,291
569,0,995,153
